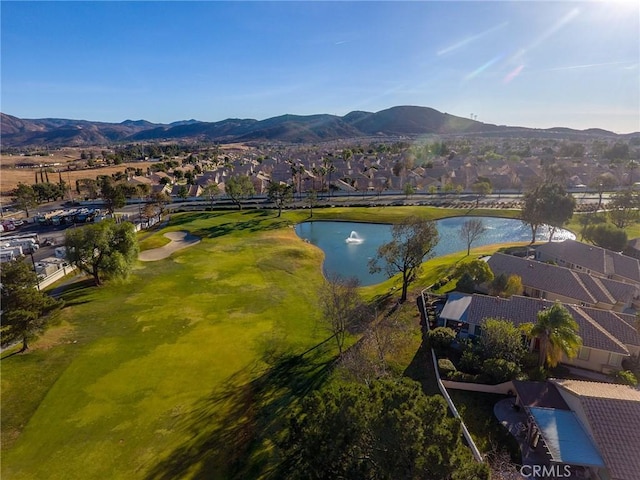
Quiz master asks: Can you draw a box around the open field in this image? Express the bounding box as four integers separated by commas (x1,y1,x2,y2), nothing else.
0,157,158,200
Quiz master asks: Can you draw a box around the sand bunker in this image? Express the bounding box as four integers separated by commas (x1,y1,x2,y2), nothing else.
139,231,201,261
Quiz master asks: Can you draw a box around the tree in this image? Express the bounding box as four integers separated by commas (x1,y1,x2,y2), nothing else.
150,191,171,221
319,274,366,356
583,223,628,251
369,216,439,303
77,178,100,199
277,379,489,480
489,273,523,298
403,183,416,198
12,183,38,217
480,318,526,364
202,183,220,210
608,188,640,229
530,302,582,368
177,185,189,200
305,189,318,218
459,218,487,256
64,220,139,286
428,327,456,353
521,182,575,243
1,259,62,352
471,180,492,207
267,182,294,217
589,173,618,210
99,177,126,215
454,259,494,291
32,182,62,202
225,175,255,210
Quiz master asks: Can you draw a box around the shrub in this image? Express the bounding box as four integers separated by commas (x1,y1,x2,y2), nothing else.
522,352,539,369
459,350,482,374
583,223,628,252
428,327,456,352
438,358,457,378
482,358,521,384
449,371,480,383
527,366,548,381
614,370,638,387
456,272,476,293
479,318,526,365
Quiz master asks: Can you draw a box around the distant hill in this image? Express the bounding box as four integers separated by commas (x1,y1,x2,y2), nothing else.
0,107,633,148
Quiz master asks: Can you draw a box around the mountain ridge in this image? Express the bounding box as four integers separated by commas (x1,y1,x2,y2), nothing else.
1,106,634,148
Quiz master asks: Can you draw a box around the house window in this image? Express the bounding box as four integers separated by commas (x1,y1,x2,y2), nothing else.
474,325,482,336
608,353,622,368
577,347,590,361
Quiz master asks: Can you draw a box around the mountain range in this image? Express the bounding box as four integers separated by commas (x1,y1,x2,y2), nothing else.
0,106,633,148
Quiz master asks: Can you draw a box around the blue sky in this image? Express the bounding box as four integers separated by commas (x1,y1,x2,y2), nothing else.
2,1,639,133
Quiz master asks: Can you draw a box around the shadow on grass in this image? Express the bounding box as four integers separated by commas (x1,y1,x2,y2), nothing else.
404,340,441,397
164,211,291,241
145,343,335,480
53,278,96,305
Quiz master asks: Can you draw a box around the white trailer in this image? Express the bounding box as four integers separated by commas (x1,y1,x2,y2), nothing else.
6,238,39,254
1,246,24,262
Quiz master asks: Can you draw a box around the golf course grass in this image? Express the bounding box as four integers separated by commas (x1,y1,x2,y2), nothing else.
2,210,333,479
2,205,618,479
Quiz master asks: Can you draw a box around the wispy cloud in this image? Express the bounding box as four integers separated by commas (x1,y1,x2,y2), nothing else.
546,61,638,72
437,22,508,56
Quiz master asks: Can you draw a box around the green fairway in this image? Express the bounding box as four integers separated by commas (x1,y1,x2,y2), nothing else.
0,206,538,479
2,211,332,479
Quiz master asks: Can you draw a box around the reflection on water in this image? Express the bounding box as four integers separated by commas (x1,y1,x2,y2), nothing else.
295,217,575,286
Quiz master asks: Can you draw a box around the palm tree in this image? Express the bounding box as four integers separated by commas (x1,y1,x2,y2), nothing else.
531,303,582,368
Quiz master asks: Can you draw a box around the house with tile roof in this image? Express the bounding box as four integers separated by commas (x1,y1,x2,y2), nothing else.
550,379,640,480
438,294,639,374
486,253,637,312
535,240,640,288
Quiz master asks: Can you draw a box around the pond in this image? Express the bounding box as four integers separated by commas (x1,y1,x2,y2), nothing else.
294,217,575,286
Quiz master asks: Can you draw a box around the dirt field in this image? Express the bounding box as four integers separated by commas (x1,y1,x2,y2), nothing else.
1,150,158,201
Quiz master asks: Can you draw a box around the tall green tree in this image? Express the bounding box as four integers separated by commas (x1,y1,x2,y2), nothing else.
583,223,628,251
530,303,582,368
1,259,62,352
267,182,294,217
369,216,439,303
471,180,492,207
99,177,126,214
277,379,488,480
64,220,139,286
225,175,255,210
521,182,575,243
32,182,63,203
305,189,318,218
11,183,38,218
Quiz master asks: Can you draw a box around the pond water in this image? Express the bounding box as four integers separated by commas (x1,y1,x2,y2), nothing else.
294,217,575,286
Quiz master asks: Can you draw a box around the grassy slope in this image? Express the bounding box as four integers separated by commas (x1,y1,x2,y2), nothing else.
2,211,329,479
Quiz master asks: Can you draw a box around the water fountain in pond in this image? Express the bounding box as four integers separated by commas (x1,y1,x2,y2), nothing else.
345,231,364,244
